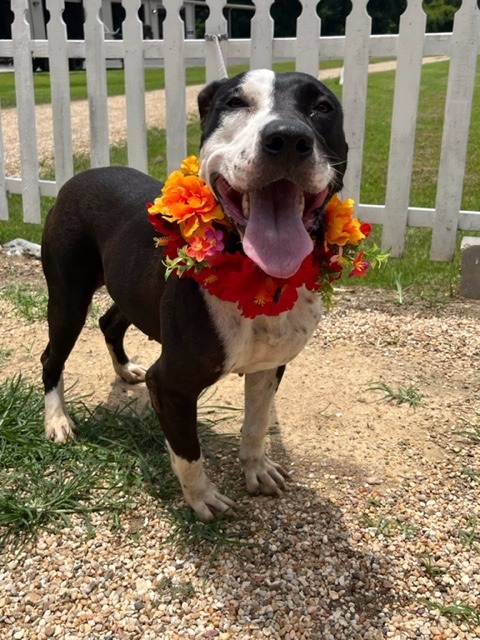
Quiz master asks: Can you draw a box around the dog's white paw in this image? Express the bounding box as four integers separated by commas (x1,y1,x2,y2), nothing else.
45,384,76,442
115,361,147,384
185,484,237,523
242,455,289,496
168,449,236,522
45,413,76,442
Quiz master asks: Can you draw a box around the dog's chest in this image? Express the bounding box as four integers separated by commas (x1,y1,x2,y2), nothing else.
204,288,322,375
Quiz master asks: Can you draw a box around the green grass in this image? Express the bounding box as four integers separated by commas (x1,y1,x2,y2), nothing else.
419,598,480,625
367,381,423,409
362,513,417,539
0,284,49,321
0,349,12,368
0,376,245,553
453,409,480,444
420,554,449,578
0,60,348,109
459,516,479,547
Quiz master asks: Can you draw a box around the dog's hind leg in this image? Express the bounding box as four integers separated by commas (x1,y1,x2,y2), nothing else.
41,288,95,442
99,304,147,384
239,366,290,496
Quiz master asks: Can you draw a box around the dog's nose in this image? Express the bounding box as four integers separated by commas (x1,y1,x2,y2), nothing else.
261,120,314,158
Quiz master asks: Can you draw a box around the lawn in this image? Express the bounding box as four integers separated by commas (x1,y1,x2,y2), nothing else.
0,60,349,109
1,59,480,301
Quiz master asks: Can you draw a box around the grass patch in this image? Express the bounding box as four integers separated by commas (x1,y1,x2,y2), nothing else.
362,513,417,539
0,349,12,368
367,381,423,409
420,554,448,578
0,376,244,553
0,60,348,109
419,598,480,625
453,410,480,444
0,284,48,321
459,516,479,547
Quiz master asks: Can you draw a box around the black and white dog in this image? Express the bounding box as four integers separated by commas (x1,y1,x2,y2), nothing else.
41,70,348,521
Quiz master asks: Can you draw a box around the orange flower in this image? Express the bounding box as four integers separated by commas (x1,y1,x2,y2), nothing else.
148,170,224,239
324,194,367,247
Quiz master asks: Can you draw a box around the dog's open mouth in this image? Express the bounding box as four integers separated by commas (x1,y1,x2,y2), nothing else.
214,176,329,279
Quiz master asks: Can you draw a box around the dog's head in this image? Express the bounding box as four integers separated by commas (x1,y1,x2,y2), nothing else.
197,69,348,279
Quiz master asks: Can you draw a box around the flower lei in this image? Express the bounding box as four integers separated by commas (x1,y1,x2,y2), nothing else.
147,156,387,319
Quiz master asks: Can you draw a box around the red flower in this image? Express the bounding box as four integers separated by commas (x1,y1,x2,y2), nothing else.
189,251,321,318
349,251,370,278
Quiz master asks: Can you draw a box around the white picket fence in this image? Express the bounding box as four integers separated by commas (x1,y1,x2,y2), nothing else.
0,0,479,260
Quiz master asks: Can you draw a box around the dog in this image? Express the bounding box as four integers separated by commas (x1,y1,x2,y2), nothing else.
41,69,348,521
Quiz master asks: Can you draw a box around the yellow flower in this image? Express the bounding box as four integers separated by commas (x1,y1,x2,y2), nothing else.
181,155,201,176
324,194,367,247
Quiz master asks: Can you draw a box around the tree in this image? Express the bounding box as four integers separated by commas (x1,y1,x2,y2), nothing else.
423,0,461,32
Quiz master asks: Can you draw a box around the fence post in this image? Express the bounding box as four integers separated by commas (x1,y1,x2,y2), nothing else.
295,0,320,77
84,0,110,168
163,0,186,173
205,0,228,84
430,0,480,261
341,0,371,205
11,0,41,222
250,0,274,70
123,0,148,174
381,0,426,256
0,102,7,220
46,0,74,189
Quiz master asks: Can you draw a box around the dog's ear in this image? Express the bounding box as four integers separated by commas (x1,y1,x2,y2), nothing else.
197,79,229,131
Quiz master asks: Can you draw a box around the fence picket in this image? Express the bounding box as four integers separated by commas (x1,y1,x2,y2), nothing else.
46,0,74,189
430,0,480,261
341,0,371,205
205,0,228,84
381,0,426,256
163,0,186,173
122,0,148,174
84,0,110,168
250,0,274,70
0,103,7,220
11,0,41,222
295,0,320,76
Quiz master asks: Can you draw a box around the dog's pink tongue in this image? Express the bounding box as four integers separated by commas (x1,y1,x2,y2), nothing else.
242,182,313,279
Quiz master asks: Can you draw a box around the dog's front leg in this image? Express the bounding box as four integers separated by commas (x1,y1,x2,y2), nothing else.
239,366,289,496
146,362,236,523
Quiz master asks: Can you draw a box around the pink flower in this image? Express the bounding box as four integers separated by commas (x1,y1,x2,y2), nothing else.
186,228,225,262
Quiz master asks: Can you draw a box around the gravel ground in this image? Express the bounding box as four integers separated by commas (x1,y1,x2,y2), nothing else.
0,253,479,639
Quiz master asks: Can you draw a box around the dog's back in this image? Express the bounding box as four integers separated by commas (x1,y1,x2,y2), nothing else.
42,166,166,340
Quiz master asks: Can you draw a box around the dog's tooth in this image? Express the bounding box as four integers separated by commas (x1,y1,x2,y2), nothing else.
242,194,250,219
299,193,305,212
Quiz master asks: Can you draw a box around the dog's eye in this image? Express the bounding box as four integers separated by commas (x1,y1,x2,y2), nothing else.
311,101,334,115
225,96,248,109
